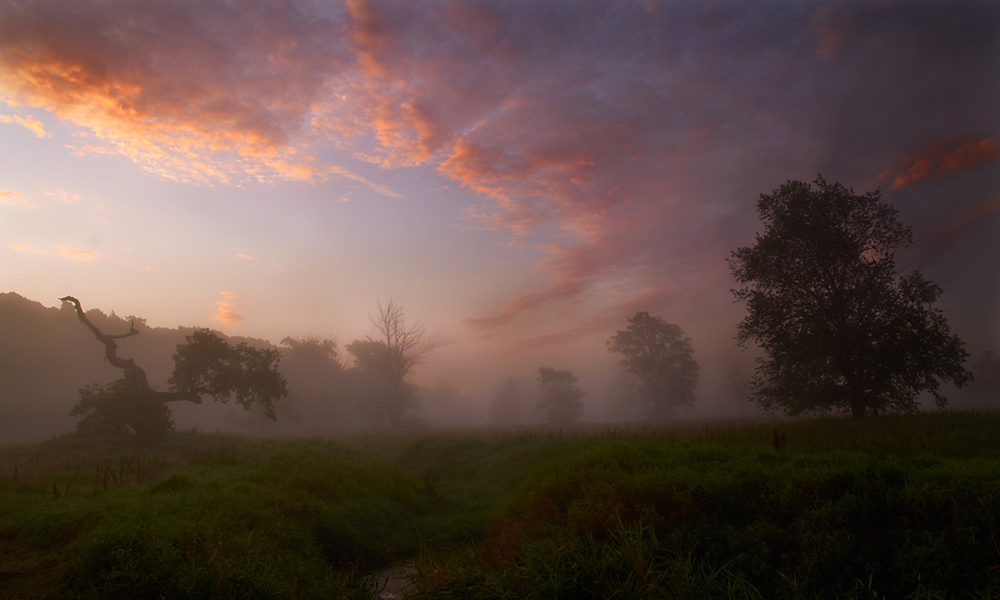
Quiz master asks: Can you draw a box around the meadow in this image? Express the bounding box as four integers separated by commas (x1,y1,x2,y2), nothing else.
1,412,999,599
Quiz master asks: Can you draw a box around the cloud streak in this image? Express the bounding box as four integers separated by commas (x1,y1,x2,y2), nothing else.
214,292,244,326
56,245,98,261
0,113,45,136
0,189,35,208
879,138,998,191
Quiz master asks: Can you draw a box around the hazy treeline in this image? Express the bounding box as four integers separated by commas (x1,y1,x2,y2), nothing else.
0,293,481,441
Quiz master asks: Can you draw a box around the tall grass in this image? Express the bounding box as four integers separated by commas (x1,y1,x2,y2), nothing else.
1,411,998,598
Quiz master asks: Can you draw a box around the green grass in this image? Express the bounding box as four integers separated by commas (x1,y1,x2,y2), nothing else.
1,412,999,598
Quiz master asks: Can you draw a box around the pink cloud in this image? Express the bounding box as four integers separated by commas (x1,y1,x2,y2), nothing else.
883,138,998,191
2,0,994,358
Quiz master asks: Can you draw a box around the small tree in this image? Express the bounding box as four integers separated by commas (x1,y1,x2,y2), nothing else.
536,367,584,426
62,296,287,437
729,177,971,417
607,312,699,420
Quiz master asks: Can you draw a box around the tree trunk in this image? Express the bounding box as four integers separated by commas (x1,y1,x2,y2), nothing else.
60,296,201,404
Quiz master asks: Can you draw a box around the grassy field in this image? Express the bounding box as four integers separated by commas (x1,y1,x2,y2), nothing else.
1,412,999,599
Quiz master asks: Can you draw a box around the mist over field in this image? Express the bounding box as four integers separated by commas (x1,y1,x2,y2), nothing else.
0,292,753,442
2,286,994,443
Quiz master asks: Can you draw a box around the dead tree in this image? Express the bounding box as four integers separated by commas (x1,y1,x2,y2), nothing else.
366,300,431,429
61,296,287,436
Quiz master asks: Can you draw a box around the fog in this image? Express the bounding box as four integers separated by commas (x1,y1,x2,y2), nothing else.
3,288,991,444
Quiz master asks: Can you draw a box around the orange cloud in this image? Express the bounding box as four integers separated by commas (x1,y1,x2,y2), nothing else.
214,292,244,326
0,1,394,188
0,189,36,208
0,114,46,137
56,245,98,261
235,254,258,261
883,137,998,191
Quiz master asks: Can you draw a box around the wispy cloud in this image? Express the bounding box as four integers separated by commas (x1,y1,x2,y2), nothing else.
0,189,36,208
235,253,258,261
878,138,998,191
45,188,81,203
214,292,244,325
56,245,98,261
0,114,46,137
65,143,114,156
5,243,43,253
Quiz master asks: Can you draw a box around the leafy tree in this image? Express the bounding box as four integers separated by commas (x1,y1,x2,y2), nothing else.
62,296,287,437
607,312,699,420
729,177,971,417
536,367,585,426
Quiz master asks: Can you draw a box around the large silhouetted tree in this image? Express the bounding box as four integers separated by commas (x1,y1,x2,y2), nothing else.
536,367,585,426
62,296,287,437
607,312,699,420
729,177,971,417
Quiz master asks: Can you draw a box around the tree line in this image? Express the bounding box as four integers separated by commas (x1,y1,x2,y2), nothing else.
59,176,996,437
492,176,989,426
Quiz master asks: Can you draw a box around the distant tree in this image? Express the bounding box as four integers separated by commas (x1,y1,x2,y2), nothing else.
279,336,347,430
361,300,431,429
536,367,585,426
607,312,699,420
489,378,524,426
345,338,394,427
729,177,972,417
62,296,287,437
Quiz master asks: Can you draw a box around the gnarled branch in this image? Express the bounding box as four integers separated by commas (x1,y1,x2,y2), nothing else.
60,296,201,404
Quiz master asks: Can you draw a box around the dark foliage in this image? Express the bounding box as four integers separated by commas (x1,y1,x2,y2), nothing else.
169,328,288,419
63,296,287,437
607,312,699,420
729,176,972,417
70,380,174,438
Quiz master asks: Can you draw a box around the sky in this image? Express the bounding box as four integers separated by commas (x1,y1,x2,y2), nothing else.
1,0,998,413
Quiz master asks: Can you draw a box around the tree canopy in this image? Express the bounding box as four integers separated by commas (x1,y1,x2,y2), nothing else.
607,312,699,420
729,177,971,417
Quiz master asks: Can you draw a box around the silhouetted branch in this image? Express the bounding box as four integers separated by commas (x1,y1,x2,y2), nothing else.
60,296,201,404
